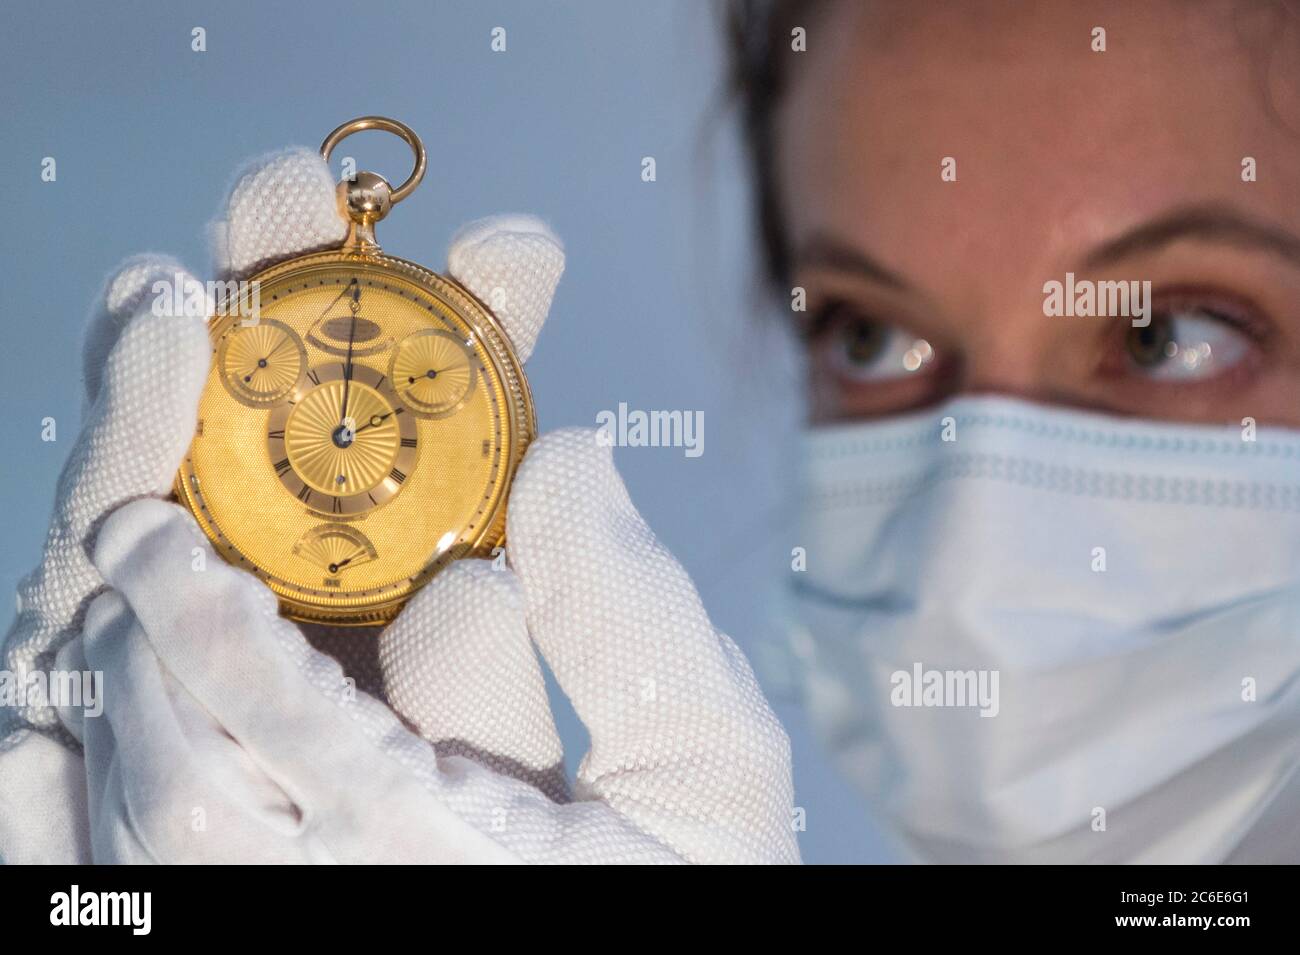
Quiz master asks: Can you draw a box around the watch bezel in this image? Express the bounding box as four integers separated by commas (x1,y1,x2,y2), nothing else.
174,248,536,628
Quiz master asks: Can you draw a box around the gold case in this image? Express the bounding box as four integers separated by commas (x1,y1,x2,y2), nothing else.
173,119,535,627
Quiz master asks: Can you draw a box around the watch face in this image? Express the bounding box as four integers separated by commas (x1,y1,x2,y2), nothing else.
177,252,533,626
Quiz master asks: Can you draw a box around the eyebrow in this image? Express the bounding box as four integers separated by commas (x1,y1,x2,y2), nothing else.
1082,203,1300,270
790,234,913,291
792,204,1300,293
785,205,1300,302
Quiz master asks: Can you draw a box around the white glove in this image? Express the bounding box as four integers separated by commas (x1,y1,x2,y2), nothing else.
2,148,799,864
0,249,214,863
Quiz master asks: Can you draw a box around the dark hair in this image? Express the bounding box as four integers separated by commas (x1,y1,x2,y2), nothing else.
725,0,825,293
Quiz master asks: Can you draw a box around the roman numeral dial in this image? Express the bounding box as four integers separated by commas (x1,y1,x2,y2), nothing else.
265,361,418,517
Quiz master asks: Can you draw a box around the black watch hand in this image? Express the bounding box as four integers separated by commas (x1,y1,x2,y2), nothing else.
353,411,395,435
241,354,273,383
340,280,360,425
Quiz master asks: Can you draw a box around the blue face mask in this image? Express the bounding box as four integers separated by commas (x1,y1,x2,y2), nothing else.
783,395,1300,863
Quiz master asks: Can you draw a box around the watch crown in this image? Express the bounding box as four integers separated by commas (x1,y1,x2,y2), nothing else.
340,170,393,223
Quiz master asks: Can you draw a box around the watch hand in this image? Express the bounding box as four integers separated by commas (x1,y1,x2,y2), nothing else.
354,411,395,434
317,281,356,321
242,355,273,383
340,280,360,426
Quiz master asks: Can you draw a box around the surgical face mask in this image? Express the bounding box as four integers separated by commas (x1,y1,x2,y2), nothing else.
784,395,1300,863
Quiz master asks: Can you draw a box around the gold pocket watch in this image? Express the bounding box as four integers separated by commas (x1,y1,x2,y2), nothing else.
175,117,535,626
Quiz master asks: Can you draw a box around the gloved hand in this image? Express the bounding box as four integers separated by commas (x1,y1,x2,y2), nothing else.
1,148,799,864
0,247,215,863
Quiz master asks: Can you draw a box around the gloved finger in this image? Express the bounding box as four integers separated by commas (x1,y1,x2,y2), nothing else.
379,560,569,803
82,255,198,411
78,590,326,863
52,633,92,745
91,499,520,863
506,428,800,863
3,263,210,734
446,215,564,363
209,147,347,281
0,729,91,864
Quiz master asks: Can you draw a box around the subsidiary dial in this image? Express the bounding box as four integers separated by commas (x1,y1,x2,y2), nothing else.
292,523,379,577
217,319,307,407
389,329,477,418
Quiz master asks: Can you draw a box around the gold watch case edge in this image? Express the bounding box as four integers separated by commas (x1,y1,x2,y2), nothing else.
172,248,537,629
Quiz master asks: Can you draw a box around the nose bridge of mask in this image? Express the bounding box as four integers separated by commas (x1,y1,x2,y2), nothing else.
800,396,1300,626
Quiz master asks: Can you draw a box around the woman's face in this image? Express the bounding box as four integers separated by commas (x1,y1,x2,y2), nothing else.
776,0,1300,424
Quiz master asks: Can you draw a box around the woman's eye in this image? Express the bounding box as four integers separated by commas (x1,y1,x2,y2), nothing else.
811,302,935,383
1125,306,1252,381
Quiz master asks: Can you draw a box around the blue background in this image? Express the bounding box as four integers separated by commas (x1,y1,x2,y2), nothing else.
1,0,895,863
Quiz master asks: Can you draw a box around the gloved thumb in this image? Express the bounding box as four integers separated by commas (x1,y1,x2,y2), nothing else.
378,560,569,802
